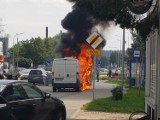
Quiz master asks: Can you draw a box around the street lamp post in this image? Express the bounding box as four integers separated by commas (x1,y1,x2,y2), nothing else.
121,28,125,92
16,33,24,68
117,39,121,67
12,35,17,67
107,46,118,68
115,35,122,68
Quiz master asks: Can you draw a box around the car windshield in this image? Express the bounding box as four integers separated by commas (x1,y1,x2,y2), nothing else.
20,69,31,74
30,70,42,75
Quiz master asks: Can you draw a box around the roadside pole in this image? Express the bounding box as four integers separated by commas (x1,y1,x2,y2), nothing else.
86,32,104,101
92,55,96,100
121,28,125,92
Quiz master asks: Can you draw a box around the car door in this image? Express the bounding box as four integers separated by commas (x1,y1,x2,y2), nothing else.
1,84,34,120
0,95,10,120
20,84,56,120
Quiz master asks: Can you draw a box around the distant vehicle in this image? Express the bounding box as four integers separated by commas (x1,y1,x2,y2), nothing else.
28,69,48,85
3,62,9,73
37,64,46,69
0,80,66,120
100,68,109,74
19,69,32,80
14,67,26,79
52,57,81,92
46,71,53,85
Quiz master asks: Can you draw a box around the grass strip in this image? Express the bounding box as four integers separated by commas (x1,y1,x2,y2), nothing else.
82,88,145,113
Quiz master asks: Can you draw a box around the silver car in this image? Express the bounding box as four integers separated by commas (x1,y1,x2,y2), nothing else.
19,69,32,80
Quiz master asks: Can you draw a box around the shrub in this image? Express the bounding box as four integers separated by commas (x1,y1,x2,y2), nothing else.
111,86,123,100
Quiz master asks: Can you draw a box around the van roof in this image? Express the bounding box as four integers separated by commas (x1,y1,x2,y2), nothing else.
54,57,78,61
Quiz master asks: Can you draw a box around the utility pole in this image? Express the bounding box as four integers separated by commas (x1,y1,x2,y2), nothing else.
12,34,17,67
46,26,48,38
121,28,125,92
16,32,24,68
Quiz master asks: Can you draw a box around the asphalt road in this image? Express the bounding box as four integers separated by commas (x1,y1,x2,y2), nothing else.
37,80,116,119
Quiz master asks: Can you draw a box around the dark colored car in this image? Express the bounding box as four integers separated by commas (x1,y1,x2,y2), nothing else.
28,69,47,85
0,80,66,120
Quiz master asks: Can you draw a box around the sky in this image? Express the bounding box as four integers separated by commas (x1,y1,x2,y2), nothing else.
0,0,132,50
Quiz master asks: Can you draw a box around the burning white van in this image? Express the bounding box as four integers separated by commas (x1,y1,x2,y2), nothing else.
52,57,81,92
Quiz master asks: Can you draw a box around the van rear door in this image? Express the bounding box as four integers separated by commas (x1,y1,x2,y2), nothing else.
53,60,65,83
65,59,77,83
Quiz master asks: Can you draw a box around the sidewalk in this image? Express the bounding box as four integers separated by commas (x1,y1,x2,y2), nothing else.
69,110,131,120
68,80,131,120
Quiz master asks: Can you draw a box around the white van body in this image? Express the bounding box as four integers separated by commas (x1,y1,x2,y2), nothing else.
52,57,81,92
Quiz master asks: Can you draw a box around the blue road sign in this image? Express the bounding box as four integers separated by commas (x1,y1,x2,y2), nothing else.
44,60,52,67
133,50,141,61
96,61,101,66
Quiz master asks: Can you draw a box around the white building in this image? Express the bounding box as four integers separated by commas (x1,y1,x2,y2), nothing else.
145,29,159,120
144,0,159,119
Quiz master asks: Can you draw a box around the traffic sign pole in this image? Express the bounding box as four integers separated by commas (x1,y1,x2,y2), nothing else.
92,55,96,100
86,32,104,101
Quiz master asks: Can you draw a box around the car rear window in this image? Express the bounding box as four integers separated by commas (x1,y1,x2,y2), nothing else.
29,70,42,75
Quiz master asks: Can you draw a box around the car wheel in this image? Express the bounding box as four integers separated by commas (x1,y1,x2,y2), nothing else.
53,87,56,92
75,87,81,92
44,80,48,86
53,109,64,120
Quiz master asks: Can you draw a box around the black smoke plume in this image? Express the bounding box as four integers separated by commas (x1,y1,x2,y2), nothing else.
57,1,106,57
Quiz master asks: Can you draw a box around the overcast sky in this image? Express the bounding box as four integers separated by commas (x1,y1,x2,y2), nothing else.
0,0,132,50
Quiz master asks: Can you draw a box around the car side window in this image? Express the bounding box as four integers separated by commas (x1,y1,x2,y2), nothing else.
2,85,23,102
21,85,42,99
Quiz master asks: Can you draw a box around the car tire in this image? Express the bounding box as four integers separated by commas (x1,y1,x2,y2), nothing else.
44,81,47,86
75,87,81,92
53,87,56,92
53,109,64,120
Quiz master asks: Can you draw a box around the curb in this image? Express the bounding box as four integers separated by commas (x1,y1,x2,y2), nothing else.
69,109,81,120
67,118,109,120
68,110,131,120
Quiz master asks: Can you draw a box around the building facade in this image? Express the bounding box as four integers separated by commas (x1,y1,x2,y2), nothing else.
145,29,159,120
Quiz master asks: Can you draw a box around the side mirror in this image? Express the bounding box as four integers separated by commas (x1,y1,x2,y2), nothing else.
44,92,50,99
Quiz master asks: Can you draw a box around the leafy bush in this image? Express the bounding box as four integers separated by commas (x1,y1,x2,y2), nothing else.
111,86,123,100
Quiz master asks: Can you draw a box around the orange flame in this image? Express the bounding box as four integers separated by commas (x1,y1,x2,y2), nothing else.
64,44,93,91
78,44,93,91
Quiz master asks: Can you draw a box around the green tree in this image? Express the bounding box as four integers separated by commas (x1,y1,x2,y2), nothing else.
109,51,119,67
17,57,32,68
100,56,109,68
9,35,60,67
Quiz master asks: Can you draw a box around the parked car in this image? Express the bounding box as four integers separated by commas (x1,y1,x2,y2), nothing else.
19,69,32,80
0,80,66,120
28,69,48,85
46,71,53,86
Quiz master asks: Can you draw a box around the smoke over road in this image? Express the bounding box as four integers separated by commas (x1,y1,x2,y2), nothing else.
57,1,107,57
